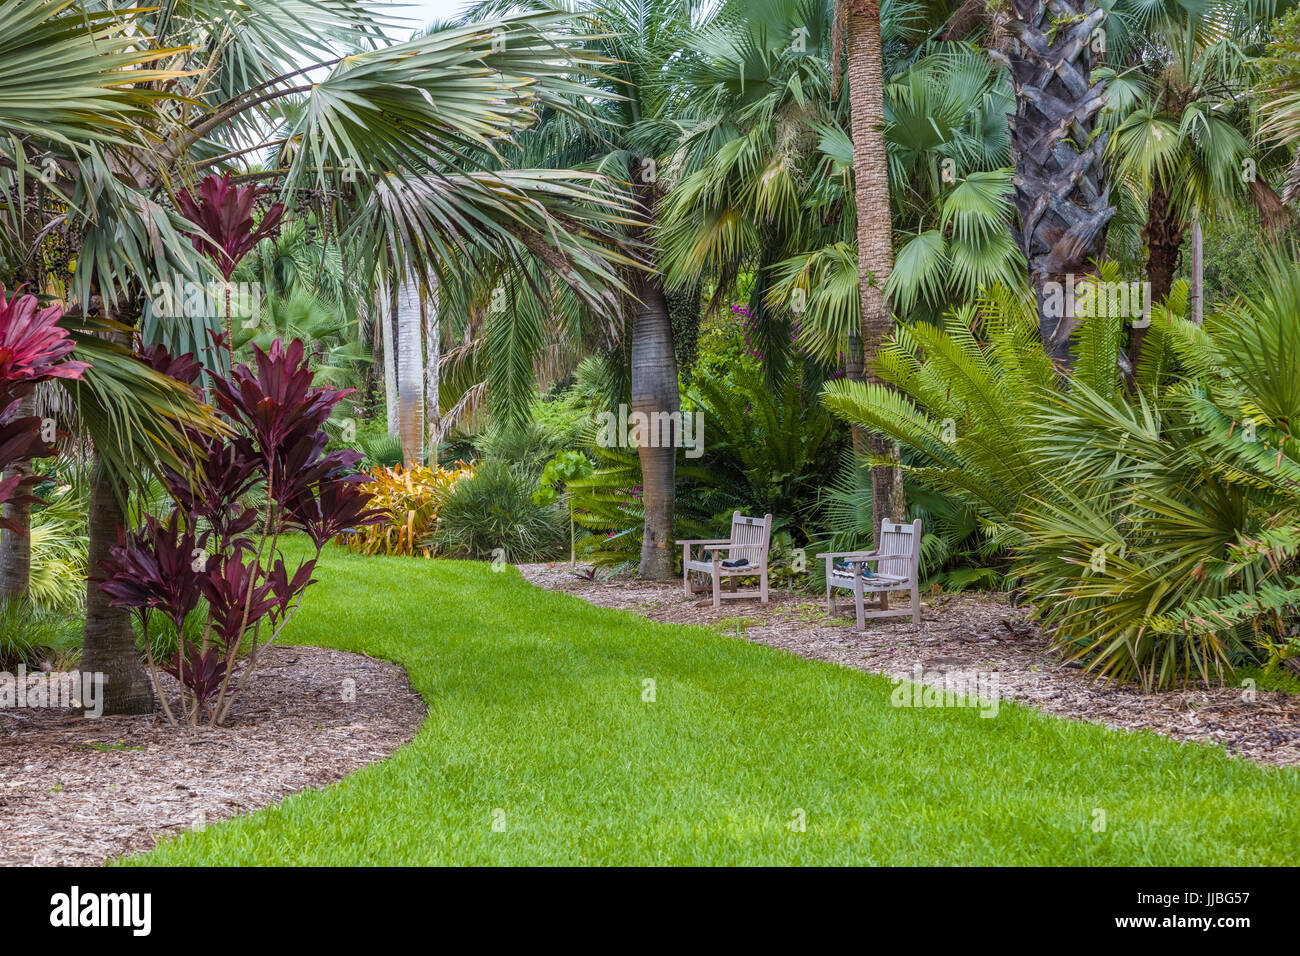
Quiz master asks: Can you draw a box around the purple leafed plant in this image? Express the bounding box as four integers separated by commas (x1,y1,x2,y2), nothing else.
98,339,384,727
0,286,88,531
175,173,285,281
175,172,286,361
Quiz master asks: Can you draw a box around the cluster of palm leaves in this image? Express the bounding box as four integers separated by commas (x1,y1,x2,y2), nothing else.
824,258,1300,689
0,0,644,711
657,0,1022,372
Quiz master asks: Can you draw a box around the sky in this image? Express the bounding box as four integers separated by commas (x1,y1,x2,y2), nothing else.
385,0,476,35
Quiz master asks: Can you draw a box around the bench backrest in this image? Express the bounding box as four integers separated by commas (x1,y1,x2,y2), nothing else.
878,519,922,580
729,512,773,565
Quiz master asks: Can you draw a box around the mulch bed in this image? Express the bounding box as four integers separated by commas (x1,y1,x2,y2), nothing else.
0,646,425,866
519,563,1300,768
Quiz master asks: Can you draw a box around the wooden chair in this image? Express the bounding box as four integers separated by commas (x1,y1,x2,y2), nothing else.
678,512,773,609
817,519,922,627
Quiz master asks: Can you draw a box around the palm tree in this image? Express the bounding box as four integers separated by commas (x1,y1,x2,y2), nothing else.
0,392,36,600
4,2,636,710
657,0,1016,539
395,279,425,465
988,0,1116,367
456,0,699,581
842,0,905,530
1100,0,1289,364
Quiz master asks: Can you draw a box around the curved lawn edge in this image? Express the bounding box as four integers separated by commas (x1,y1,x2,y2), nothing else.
124,543,1300,866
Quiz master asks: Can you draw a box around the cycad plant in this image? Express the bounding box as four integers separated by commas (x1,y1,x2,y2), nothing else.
824,257,1300,690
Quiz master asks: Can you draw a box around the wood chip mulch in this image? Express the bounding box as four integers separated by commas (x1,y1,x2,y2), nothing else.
0,646,425,866
519,563,1300,768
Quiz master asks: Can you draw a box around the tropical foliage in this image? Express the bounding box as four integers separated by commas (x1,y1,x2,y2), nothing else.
824,256,1300,689
340,462,476,557
99,340,385,726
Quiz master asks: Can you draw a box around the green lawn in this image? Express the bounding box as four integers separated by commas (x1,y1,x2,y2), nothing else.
126,540,1300,865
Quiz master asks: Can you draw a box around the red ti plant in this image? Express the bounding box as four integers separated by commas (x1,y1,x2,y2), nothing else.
0,286,89,532
99,339,384,726
175,172,285,362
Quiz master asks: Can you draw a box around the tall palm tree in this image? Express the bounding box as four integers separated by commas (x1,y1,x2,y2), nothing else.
459,0,698,581
0,392,36,600
660,2,1020,363
842,0,905,530
989,0,1115,367
395,279,425,465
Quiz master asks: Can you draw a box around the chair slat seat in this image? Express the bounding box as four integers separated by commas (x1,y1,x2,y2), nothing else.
685,558,758,574
827,570,908,588
678,512,773,608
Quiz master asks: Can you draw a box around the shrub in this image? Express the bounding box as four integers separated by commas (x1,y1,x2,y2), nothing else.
433,459,565,562
0,599,81,669
567,364,842,570
29,481,87,612
99,340,384,726
0,285,88,529
534,450,594,565
823,265,1300,690
359,431,404,468
339,462,475,556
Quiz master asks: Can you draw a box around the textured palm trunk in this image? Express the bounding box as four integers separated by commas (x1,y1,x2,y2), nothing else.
995,0,1115,368
0,394,35,602
395,279,424,466
846,1,905,538
630,266,679,581
1132,182,1187,364
82,463,154,714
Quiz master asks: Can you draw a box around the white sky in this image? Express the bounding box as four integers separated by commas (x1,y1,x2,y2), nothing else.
384,0,477,36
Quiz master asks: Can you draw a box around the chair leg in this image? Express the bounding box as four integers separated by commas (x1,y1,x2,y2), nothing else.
910,584,920,625
683,567,692,598
853,574,865,630
711,571,721,609
760,566,768,604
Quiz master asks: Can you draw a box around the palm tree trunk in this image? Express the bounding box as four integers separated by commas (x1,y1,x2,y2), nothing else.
0,394,35,602
81,462,154,714
845,1,905,537
630,267,678,581
395,278,423,466
424,278,441,460
995,0,1115,368
376,276,399,438
1189,217,1204,325
1133,182,1187,365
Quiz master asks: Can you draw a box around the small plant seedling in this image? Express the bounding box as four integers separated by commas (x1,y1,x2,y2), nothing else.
80,739,145,753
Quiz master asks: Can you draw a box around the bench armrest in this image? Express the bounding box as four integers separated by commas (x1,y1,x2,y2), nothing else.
815,550,881,561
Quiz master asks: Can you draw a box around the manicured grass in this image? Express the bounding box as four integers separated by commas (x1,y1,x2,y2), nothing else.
126,540,1300,865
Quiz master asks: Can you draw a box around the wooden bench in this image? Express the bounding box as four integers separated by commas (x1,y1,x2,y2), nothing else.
678,512,773,609
817,519,922,627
